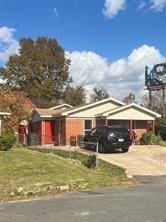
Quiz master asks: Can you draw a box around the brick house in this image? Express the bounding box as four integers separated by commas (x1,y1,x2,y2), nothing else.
0,111,11,135
29,97,161,146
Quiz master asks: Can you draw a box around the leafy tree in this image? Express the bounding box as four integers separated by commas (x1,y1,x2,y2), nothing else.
0,86,35,133
156,118,166,140
63,85,86,106
90,86,110,102
0,37,71,107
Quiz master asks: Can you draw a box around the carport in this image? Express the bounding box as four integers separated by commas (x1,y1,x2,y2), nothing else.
101,103,161,141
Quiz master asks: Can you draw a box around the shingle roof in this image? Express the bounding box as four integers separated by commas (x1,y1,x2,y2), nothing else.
34,108,68,117
33,103,72,117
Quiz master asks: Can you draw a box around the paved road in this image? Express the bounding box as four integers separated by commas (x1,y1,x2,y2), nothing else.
99,145,166,177
0,176,166,222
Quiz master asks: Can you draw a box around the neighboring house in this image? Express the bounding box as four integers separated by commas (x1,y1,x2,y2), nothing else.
29,104,72,145
0,111,11,135
29,97,161,146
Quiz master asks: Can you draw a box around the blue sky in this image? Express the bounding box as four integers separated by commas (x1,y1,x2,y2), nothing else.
0,0,166,101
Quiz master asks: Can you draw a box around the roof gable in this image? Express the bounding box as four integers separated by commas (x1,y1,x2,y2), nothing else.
49,104,72,110
102,103,161,120
60,97,124,117
30,104,72,120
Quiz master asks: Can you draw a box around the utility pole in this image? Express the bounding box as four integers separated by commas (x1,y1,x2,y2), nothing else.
162,87,166,119
149,89,152,110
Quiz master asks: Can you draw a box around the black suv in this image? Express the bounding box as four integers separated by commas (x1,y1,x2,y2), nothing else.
84,125,132,153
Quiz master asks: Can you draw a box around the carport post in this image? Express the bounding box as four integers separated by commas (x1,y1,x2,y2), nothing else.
152,120,155,134
58,119,61,145
129,120,133,139
105,119,108,126
96,141,99,169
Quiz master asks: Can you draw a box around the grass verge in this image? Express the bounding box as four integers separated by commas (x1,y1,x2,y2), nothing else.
160,140,166,147
0,146,132,202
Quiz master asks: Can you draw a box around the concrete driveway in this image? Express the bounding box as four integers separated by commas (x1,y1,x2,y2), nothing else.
98,145,166,177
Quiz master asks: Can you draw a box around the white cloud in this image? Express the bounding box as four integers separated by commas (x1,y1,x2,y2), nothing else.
66,45,165,102
138,1,146,10
150,0,166,11
53,7,58,18
137,0,166,12
0,26,19,63
65,51,109,85
102,0,126,19
102,0,166,16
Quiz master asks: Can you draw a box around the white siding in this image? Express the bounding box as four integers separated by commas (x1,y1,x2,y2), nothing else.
68,101,121,118
107,107,155,120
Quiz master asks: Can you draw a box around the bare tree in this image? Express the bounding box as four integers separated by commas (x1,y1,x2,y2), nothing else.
90,87,110,102
141,91,164,115
123,93,135,105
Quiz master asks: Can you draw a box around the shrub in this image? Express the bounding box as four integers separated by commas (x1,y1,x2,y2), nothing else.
152,134,161,144
69,136,77,146
83,154,97,169
140,131,161,145
0,134,16,151
77,135,84,147
156,118,166,140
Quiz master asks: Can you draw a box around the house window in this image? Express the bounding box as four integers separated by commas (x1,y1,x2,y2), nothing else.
85,120,92,135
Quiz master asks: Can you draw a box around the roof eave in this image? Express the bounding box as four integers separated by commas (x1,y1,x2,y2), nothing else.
49,104,73,110
61,97,124,116
0,112,11,115
40,115,53,118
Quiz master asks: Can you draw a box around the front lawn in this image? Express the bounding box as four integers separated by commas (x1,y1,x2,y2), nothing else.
0,147,131,202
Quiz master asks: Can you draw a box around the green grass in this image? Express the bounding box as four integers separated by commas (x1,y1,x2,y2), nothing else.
0,147,131,202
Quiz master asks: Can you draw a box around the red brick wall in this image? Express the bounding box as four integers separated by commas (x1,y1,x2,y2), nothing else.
96,119,105,126
110,120,129,127
135,120,147,139
65,119,84,145
60,119,66,145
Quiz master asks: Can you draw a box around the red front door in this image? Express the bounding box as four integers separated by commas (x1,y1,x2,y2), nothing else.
44,121,52,144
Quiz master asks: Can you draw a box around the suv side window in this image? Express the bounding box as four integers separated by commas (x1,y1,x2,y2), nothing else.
97,126,107,135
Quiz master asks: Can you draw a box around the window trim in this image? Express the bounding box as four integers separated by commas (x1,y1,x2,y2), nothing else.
84,119,93,135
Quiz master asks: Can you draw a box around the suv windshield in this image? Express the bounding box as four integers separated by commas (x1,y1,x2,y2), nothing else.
108,127,129,136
